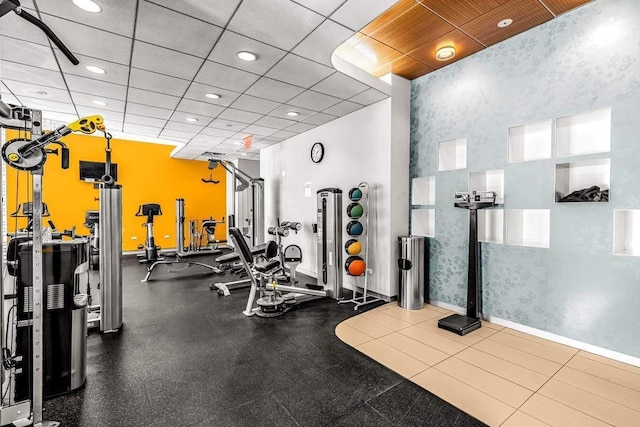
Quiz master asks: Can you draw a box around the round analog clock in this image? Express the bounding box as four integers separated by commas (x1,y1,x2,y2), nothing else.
311,142,324,163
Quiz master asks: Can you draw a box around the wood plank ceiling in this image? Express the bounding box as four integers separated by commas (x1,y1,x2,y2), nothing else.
335,0,592,80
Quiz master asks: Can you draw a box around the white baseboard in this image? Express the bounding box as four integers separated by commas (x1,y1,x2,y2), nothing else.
429,299,640,368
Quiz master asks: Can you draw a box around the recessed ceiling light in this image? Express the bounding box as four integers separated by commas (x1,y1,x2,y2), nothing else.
435,46,456,61
205,93,221,99
237,51,257,62
234,141,243,146
92,100,108,106
72,0,102,13
35,91,48,96
286,111,299,117
186,117,199,122
497,18,513,28
86,65,106,74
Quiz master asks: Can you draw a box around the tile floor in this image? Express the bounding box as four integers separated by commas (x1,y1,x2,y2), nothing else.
336,303,640,427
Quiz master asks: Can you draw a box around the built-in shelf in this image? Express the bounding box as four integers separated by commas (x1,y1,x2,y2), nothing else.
412,208,435,238
556,107,611,157
506,209,550,248
478,209,504,244
438,138,467,171
412,176,436,205
555,159,610,202
613,210,640,256
508,120,552,163
469,169,504,204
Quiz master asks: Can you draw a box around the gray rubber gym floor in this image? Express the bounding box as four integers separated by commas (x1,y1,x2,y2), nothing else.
43,256,485,426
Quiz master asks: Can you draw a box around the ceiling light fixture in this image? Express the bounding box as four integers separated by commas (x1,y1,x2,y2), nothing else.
72,0,103,13
186,117,199,122
286,111,299,117
205,93,221,99
435,46,456,61
240,152,248,156
237,51,257,62
92,100,108,106
497,18,513,28
35,91,48,96
86,65,106,74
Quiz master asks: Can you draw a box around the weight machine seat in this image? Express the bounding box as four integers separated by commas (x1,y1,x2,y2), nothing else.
135,203,162,217
254,259,280,273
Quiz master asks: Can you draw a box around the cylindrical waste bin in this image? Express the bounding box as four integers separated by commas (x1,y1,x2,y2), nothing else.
398,236,428,310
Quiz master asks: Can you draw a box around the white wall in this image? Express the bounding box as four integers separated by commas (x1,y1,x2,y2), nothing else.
261,80,410,297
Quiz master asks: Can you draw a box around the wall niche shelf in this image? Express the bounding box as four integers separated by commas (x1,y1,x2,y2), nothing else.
556,107,611,157
478,209,504,244
438,138,467,171
613,210,640,256
508,119,552,163
412,176,436,205
506,209,550,248
412,208,435,238
555,159,610,203
469,169,504,204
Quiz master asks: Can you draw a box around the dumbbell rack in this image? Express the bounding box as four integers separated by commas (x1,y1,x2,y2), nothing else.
339,182,383,310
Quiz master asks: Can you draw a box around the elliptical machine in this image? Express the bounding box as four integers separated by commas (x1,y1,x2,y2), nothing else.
136,203,163,263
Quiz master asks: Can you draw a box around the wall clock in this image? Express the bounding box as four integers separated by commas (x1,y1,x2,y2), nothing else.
311,142,324,163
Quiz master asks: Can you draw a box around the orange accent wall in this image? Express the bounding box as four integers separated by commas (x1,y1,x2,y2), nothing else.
4,131,226,251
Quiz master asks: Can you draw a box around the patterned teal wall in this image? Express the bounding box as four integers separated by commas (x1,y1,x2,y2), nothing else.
410,0,640,357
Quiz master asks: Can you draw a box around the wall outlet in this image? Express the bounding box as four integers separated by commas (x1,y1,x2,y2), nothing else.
366,268,373,274
131,236,137,240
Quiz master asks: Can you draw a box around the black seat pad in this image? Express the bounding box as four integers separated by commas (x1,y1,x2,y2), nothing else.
254,259,280,273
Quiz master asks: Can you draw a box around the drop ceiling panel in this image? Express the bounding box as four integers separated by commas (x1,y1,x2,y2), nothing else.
131,41,204,80
124,114,168,128
227,0,324,51
0,11,50,44
189,135,227,146
286,122,316,133
217,108,262,124
241,125,278,137
311,72,369,99
375,54,434,79
123,123,161,136
370,5,454,54
229,94,281,114
272,130,298,139
541,0,591,15
200,127,238,138
17,96,77,114
349,88,388,105
293,0,347,16
183,82,241,107
270,104,316,121
0,38,58,70
55,50,131,86
2,79,71,103
127,87,181,110
71,92,126,112
136,1,223,58
408,29,484,68
288,90,341,111
159,129,194,141
330,0,399,31
208,119,248,132
38,0,137,37
292,19,354,67
126,102,174,120
41,15,133,65
208,31,287,75
266,54,334,88
303,112,336,126
169,110,213,125
323,100,362,116
1,62,66,89
337,34,404,73
253,115,296,130
129,68,190,97
175,98,225,117
164,121,204,133
76,107,124,125
418,0,510,26
147,0,242,27
245,77,305,103
195,61,261,93
460,0,554,46
65,75,128,100
360,0,419,36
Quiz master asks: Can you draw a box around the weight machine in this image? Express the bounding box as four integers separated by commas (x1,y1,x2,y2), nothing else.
0,98,105,426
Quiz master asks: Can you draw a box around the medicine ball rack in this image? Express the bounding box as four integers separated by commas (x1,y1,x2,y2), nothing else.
339,182,383,310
